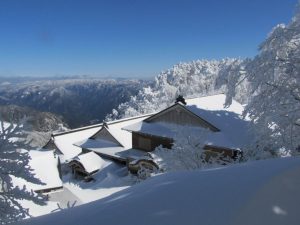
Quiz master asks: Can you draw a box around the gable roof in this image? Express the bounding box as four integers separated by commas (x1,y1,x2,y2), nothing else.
145,103,220,132
75,115,152,161
52,126,101,162
47,114,153,162
42,137,63,155
90,126,124,147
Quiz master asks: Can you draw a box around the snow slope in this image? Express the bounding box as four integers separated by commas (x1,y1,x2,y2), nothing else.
19,156,300,225
62,161,132,204
12,150,62,191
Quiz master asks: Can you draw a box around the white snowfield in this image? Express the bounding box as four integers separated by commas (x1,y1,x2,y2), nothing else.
12,150,62,192
19,156,300,225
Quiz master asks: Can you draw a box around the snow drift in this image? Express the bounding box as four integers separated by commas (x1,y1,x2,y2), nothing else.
19,156,300,225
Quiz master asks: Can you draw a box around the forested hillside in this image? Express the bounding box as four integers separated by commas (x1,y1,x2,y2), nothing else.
107,58,250,120
0,78,149,128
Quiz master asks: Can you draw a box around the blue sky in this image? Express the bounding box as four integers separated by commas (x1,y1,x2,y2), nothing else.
0,0,297,78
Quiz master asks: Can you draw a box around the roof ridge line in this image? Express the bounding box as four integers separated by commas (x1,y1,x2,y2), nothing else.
52,113,154,137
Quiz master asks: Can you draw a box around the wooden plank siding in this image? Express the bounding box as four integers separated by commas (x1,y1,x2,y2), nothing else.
132,132,242,162
132,132,173,152
145,104,220,132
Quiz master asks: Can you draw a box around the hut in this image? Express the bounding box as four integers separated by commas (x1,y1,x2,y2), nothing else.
68,152,106,179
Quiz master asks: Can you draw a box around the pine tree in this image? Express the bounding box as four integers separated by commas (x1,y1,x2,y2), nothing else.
0,120,45,224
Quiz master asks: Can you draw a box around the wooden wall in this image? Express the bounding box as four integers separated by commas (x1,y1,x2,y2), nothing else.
147,105,218,131
132,132,173,152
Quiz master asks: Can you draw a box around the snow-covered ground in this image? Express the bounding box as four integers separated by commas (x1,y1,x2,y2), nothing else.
60,161,133,204
19,158,134,218
19,156,300,225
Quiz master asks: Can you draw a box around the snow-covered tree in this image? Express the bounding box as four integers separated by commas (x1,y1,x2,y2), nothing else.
150,127,232,172
0,120,45,224
107,59,248,120
219,3,300,154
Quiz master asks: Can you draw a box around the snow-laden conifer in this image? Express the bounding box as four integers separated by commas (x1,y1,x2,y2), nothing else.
0,120,45,224
219,3,300,154
107,59,247,120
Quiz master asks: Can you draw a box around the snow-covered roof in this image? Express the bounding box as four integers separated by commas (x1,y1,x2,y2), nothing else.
185,94,244,128
185,94,251,147
72,152,106,174
123,121,177,139
12,150,62,192
74,115,151,160
75,138,126,159
123,94,252,149
53,125,102,162
185,94,244,114
76,138,149,161
104,115,152,149
50,114,152,162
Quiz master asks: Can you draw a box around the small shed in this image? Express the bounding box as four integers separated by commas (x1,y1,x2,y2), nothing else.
69,152,106,179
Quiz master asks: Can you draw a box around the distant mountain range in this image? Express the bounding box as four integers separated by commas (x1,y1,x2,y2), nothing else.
0,104,66,132
0,77,150,128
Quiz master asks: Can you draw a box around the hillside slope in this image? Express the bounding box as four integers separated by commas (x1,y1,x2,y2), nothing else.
0,78,148,128
0,104,68,147
0,105,66,132
20,156,300,225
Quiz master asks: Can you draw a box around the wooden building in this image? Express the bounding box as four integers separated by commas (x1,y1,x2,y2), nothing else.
43,94,249,175
123,94,249,161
